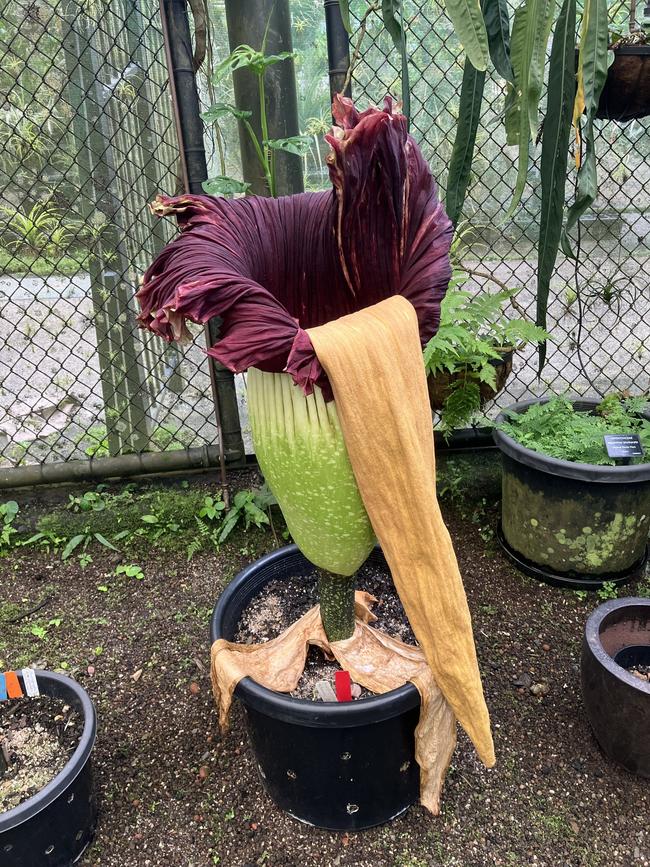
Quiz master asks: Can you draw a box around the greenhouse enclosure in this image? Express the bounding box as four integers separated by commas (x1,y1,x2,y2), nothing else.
0,0,648,482
1,1,650,866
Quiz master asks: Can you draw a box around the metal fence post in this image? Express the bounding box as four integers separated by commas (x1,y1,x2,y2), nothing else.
159,0,245,465
324,0,352,101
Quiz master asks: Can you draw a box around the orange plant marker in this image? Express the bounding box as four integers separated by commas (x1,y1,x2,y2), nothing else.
5,671,23,699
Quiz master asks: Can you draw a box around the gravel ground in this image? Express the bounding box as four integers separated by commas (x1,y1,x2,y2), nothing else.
1,456,649,866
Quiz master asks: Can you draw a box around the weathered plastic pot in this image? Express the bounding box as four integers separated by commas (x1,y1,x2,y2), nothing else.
493,398,650,590
581,598,650,776
0,671,98,866
210,544,421,831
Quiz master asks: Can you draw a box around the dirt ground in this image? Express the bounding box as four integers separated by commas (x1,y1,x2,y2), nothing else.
1,454,649,867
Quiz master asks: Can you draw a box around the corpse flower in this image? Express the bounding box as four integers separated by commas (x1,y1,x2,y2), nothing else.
137,95,452,640
138,97,495,788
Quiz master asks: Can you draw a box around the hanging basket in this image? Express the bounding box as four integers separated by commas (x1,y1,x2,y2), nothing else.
427,349,513,413
596,45,650,122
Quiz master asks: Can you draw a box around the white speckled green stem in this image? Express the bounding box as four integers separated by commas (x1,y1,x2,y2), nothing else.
246,368,375,579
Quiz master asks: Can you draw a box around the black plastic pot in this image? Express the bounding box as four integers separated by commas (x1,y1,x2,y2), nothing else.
210,544,421,831
0,671,98,866
581,598,650,777
493,398,650,590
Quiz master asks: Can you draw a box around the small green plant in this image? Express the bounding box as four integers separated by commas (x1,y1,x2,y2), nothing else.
0,201,70,254
218,486,275,543
203,44,310,197
597,580,619,601
115,563,144,581
0,500,19,550
60,528,120,560
499,395,650,465
423,278,549,434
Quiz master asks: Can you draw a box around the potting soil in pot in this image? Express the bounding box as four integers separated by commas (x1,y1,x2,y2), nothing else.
234,561,417,700
0,696,81,812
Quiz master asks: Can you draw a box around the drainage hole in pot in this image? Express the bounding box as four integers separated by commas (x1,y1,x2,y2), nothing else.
286,769,297,779
346,804,359,815
614,645,650,682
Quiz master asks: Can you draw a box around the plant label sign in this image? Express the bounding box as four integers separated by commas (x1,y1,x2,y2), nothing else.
603,434,644,459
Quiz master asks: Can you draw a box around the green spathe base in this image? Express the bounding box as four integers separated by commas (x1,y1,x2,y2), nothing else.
247,368,375,577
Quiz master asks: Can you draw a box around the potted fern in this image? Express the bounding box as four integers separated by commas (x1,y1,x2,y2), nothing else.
423,276,548,434
493,394,650,590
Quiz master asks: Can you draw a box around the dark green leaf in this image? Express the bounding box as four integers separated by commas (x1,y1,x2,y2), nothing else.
93,532,119,551
201,103,252,124
444,0,490,71
265,136,313,156
537,0,576,372
381,0,411,122
62,534,85,560
202,176,251,197
503,0,556,220
446,58,486,226
211,45,262,83
561,0,609,257
338,0,351,33
483,0,514,82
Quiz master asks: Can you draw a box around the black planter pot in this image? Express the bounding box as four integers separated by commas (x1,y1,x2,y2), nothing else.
581,598,650,776
210,544,421,831
493,398,650,590
0,671,97,866
597,45,650,122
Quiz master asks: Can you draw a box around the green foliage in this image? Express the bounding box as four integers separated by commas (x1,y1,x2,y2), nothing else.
204,45,309,198
597,580,619,601
218,486,274,543
115,563,144,581
536,0,576,370
0,500,19,551
423,276,548,432
16,483,281,563
499,395,650,465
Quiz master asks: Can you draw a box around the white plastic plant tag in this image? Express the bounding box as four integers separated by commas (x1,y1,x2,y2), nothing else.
315,680,337,702
22,668,40,697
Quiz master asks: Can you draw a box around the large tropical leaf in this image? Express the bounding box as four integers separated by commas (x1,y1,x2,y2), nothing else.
446,58,486,226
503,0,556,220
483,0,514,82
561,0,609,256
444,0,490,71
536,0,576,371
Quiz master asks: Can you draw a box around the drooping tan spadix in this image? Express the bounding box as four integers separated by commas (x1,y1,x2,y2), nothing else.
307,294,495,767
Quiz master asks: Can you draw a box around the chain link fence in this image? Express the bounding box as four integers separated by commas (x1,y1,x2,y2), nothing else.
351,1,649,411
1,0,648,476
0,0,226,471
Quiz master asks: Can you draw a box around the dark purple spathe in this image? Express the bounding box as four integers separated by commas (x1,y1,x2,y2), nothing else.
137,96,452,400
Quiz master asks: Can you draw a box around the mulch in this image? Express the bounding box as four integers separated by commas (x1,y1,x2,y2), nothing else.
1,455,648,867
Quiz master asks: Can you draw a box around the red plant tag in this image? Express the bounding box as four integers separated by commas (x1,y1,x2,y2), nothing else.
335,670,352,702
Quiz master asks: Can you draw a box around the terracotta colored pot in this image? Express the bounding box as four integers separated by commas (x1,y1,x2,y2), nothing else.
427,349,513,413
596,45,650,122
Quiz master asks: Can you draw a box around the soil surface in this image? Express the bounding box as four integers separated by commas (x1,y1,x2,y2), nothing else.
1,455,650,866
0,695,81,812
235,563,416,700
